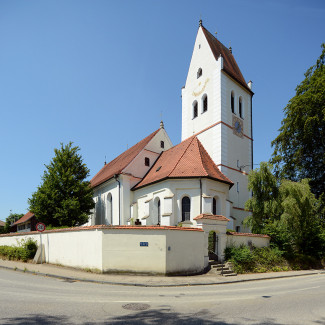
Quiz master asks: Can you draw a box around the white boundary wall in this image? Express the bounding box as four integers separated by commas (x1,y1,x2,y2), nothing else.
226,233,270,248
0,226,205,275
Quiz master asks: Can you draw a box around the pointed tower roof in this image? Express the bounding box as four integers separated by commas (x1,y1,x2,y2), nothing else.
91,129,161,188
201,25,253,94
133,136,233,190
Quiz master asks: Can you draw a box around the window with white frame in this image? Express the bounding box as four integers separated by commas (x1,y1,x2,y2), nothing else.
193,101,198,118
202,94,208,113
231,91,235,113
239,96,243,118
107,193,112,225
212,196,221,215
181,196,191,221
197,68,202,78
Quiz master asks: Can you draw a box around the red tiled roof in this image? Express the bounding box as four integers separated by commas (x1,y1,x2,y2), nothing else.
201,26,252,94
133,136,233,189
194,214,230,222
12,212,35,226
227,231,270,238
91,129,161,188
0,220,5,227
0,225,203,237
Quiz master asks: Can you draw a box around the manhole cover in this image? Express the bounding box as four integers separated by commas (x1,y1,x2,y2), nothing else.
122,303,150,311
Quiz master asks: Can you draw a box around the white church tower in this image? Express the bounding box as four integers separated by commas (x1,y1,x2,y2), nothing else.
181,21,254,231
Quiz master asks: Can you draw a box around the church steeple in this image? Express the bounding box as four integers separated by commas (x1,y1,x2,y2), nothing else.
181,23,254,232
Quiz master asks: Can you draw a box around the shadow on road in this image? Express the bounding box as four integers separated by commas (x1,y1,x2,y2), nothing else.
0,314,69,324
107,309,285,325
0,310,292,325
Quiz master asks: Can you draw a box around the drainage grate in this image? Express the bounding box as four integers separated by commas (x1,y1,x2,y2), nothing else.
122,303,150,311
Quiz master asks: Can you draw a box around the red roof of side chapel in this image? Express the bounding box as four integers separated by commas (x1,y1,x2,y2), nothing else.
201,25,253,94
133,136,233,189
90,129,161,188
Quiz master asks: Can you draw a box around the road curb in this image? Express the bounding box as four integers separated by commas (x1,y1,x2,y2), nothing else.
0,264,323,287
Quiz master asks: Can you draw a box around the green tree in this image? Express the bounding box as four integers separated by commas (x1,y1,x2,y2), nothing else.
244,162,281,233
279,179,322,256
3,213,24,233
28,142,94,227
271,44,325,199
245,163,324,256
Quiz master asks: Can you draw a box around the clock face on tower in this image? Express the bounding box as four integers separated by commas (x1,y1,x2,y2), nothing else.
232,116,244,138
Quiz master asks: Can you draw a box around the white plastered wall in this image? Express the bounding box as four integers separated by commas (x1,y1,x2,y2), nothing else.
226,234,270,248
133,178,230,227
181,25,253,232
92,178,120,226
165,230,204,274
182,27,220,141
134,181,174,226
220,71,253,230
0,230,103,270
0,227,205,275
102,229,167,273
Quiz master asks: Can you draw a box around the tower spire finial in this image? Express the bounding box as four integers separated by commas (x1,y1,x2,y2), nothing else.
199,18,202,27
160,111,164,129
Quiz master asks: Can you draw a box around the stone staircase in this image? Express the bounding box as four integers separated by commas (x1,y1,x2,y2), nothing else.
209,260,237,276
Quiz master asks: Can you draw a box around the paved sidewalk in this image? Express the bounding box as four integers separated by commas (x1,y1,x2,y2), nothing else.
0,258,323,287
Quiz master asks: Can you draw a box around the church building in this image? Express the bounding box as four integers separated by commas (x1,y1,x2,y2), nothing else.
88,21,253,235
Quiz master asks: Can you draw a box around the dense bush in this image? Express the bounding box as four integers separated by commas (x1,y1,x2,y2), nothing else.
0,238,38,262
225,244,288,273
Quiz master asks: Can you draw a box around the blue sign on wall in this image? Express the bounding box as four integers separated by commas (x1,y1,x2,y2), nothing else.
140,242,149,247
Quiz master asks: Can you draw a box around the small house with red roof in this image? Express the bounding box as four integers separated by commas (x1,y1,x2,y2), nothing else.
11,212,37,233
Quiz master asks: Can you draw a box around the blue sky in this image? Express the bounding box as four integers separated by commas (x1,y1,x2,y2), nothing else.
0,0,324,221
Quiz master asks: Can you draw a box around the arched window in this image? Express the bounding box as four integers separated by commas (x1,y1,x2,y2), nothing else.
213,197,217,215
193,101,198,118
106,193,112,225
212,196,221,215
157,199,161,225
202,94,208,113
182,196,191,221
145,157,150,166
231,91,235,113
197,68,202,78
154,197,161,225
95,196,101,225
239,97,243,118
160,141,164,149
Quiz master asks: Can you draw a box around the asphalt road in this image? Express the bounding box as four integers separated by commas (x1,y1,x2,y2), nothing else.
1,268,324,324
